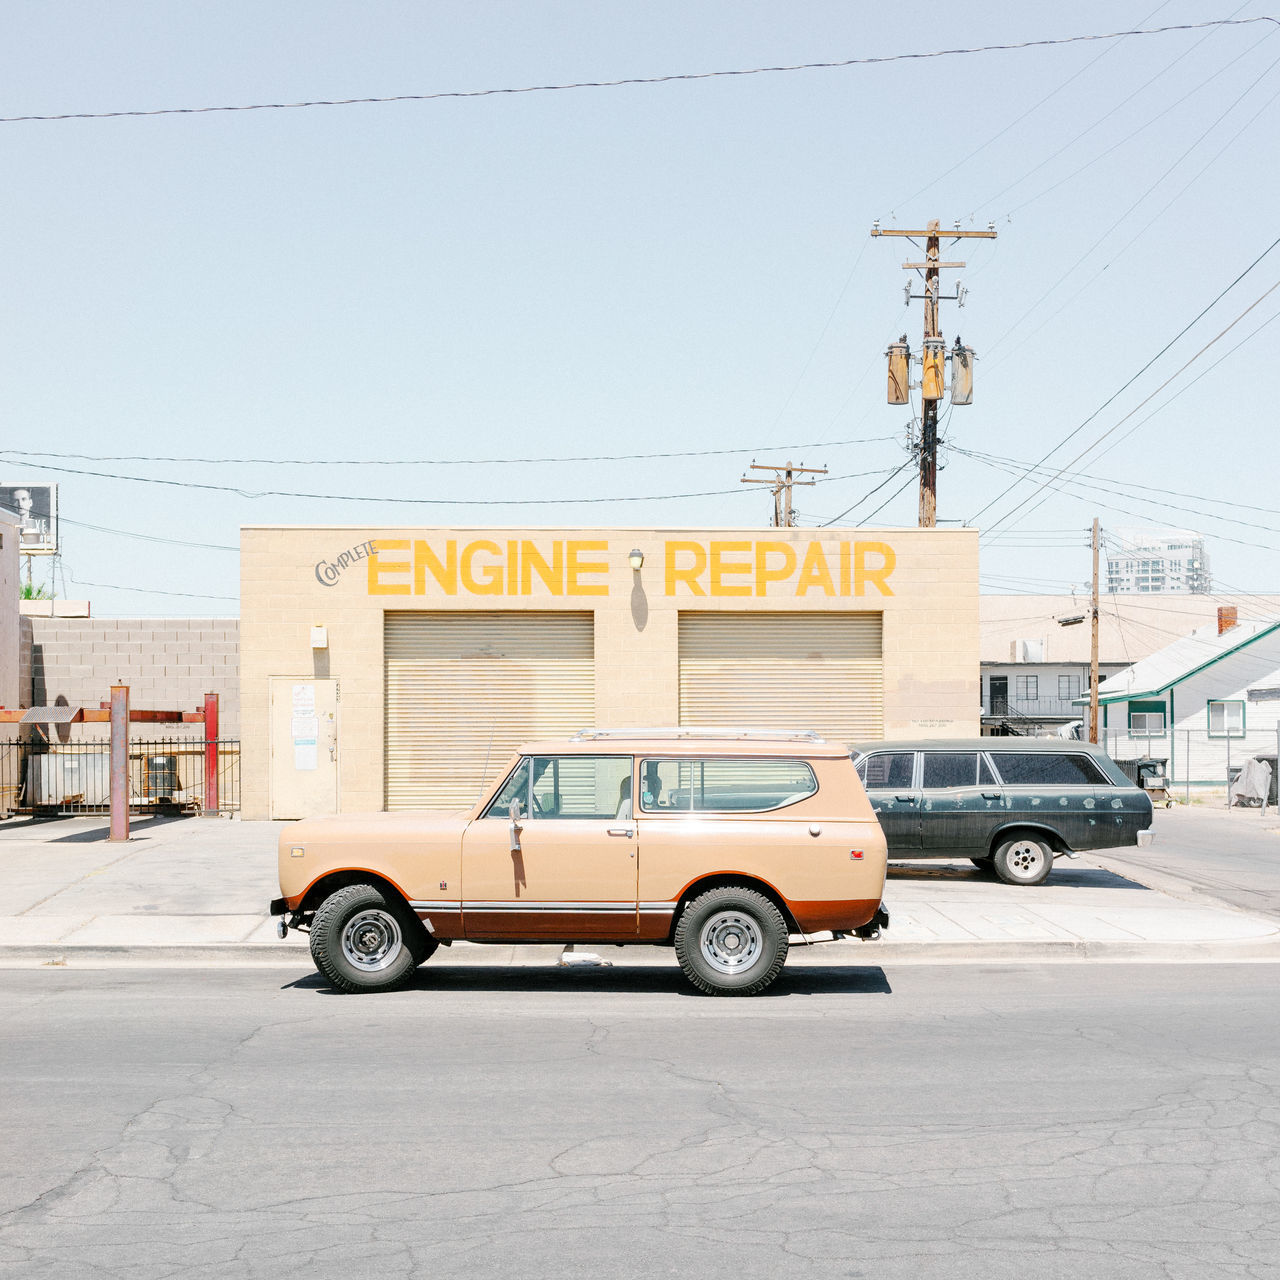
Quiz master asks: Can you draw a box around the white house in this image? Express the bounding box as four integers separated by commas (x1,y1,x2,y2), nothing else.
1089,614,1280,785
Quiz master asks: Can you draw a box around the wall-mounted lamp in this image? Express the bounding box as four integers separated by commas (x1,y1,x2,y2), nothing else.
310,625,329,649
628,549,644,571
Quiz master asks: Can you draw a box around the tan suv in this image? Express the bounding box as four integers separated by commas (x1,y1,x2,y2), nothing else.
270,728,889,996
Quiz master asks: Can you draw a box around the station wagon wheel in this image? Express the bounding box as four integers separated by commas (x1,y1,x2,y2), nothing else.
992,835,1053,886
674,886,789,996
309,883,426,993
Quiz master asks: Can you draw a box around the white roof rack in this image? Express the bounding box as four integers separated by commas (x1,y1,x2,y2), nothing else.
571,727,827,743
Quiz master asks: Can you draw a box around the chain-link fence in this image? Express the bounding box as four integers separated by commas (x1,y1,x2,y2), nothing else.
1099,725,1280,801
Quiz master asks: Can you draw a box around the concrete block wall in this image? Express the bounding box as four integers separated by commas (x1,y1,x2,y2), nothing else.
24,618,240,734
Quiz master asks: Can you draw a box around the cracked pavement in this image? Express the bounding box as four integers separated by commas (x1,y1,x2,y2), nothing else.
1,963,1277,1278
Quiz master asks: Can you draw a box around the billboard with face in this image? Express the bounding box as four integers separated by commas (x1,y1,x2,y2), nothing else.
0,484,58,553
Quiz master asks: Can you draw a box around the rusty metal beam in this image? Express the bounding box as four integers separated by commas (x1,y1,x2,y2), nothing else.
203,693,219,816
108,685,129,842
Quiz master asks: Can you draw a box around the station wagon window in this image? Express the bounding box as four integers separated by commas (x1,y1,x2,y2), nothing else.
921,752,983,789
855,752,914,789
990,752,1109,786
639,758,817,812
485,755,632,819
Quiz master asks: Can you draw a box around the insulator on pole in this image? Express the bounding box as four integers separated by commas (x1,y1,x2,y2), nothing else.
922,337,945,401
886,337,910,405
950,341,975,405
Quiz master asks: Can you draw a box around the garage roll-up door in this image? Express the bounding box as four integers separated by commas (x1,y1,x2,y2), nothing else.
385,612,594,810
679,613,883,747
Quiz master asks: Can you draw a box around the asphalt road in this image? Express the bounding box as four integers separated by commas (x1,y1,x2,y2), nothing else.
2,962,1278,1279
1099,808,1280,921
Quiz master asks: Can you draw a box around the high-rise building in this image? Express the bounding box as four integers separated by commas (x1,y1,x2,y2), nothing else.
1105,528,1211,594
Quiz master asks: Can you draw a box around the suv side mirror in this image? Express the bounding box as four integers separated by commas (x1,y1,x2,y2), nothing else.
508,800,524,854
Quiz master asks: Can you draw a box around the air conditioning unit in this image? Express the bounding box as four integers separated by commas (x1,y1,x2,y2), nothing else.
143,754,181,801
28,752,110,806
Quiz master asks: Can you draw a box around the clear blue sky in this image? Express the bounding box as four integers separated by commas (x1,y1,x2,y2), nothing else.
3,1,1278,614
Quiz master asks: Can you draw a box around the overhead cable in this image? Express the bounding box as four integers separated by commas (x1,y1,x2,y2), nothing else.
3,19,1275,124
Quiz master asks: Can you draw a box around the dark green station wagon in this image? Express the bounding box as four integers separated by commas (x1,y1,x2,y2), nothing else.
850,739,1154,886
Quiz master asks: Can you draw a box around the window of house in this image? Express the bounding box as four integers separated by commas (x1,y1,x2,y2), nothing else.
1058,674,1081,701
1015,675,1038,701
1128,700,1166,735
1207,700,1245,738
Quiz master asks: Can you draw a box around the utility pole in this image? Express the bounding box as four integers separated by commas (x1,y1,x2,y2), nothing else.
872,219,996,526
740,460,828,527
1090,517,1101,745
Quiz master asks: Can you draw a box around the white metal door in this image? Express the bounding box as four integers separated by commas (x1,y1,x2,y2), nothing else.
269,677,339,819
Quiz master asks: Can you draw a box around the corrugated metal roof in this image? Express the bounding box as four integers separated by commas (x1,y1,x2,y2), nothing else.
20,705,84,724
1093,619,1280,704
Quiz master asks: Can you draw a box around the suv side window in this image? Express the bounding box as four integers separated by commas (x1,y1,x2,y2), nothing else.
991,752,1108,785
531,756,633,818
856,752,915,789
640,758,817,812
485,756,633,819
485,759,531,817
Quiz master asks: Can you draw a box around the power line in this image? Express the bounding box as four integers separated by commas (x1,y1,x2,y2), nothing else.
0,434,899,468
969,242,1280,531
821,460,916,527
0,452,897,506
968,0,1249,218
5,20,1273,124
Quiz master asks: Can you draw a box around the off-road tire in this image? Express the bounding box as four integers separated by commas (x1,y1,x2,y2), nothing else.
992,834,1054,886
673,886,789,996
309,883,427,993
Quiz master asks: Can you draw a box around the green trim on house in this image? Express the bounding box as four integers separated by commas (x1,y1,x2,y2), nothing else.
1206,697,1246,738
1128,699,1168,734
1095,620,1280,704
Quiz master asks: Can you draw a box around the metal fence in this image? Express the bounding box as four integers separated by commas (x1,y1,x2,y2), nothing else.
0,738,240,818
1099,726,1280,798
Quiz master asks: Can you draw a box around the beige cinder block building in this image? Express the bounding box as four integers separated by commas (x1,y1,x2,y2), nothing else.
239,525,979,820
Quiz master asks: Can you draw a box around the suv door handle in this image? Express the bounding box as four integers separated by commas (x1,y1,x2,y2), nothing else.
981,791,1001,800
894,795,916,803
606,827,634,837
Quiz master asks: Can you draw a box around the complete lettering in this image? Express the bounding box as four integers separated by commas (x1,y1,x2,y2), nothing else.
315,540,378,587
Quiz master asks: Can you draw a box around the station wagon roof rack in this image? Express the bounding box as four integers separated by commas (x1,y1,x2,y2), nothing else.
571,727,827,743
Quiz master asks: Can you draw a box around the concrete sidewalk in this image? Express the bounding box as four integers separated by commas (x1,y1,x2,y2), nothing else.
0,808,1276,968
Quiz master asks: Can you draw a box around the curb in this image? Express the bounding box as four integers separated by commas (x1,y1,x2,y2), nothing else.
3,935,1280,969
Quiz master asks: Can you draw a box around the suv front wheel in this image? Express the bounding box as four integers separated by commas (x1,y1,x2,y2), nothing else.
310,883,432,993
674,886,789,996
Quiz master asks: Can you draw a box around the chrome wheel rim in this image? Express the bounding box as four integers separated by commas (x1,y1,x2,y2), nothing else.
700,910,763,975
341,909,403,971
1006,841,1046,879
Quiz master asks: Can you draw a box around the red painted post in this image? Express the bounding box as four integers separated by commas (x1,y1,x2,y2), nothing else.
203,693,219,815
108,684,130,842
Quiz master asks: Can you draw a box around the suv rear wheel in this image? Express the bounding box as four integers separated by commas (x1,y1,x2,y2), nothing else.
674,886,789,996
992,835,1053,886
310,883,431,993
